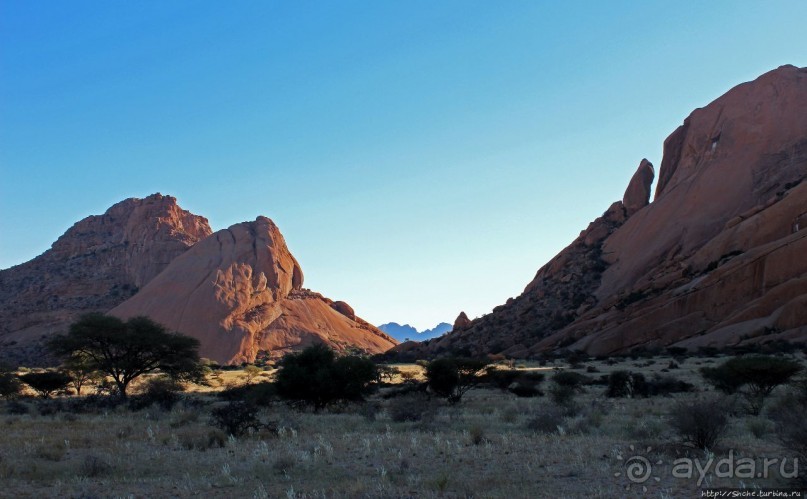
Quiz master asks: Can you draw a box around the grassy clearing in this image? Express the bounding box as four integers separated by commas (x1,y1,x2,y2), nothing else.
1,353,805,497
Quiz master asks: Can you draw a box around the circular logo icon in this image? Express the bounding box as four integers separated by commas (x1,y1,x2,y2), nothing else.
614,445,662,492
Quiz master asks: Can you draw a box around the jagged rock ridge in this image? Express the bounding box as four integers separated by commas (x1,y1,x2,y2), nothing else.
0,194,212,365
379,322,452,342
405,65,807,358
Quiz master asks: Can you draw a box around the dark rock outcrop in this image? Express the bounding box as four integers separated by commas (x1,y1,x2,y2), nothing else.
622,159,655,217
453,312,472,331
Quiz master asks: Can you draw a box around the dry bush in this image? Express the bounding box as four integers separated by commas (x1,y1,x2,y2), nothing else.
745,416,773,439
169,408,201,428
34,444,66,462
468,425,486,445
526,405,566,434
210,401,262,436
498,405,520,423
669,396,731,449
387,393,435,422
769,382,807,462
128,376,183,411
176,428,227,450
5,400,29,415
80,455,112,477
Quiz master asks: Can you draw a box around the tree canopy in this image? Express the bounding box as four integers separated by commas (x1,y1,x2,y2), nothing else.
48,313,204,398
275,343,378,409
20,371,73,398
701,355,803,414
425,357,489,404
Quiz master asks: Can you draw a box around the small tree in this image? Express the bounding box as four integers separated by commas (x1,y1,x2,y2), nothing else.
425,357,489,404
242,365,262,385
20,371,73,398
62,353,102,396
377,365,399,383
48,314,204,399
701,355,802,414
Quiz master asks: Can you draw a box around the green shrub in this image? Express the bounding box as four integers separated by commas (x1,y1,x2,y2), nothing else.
275,344,378,410
648,375,694,396
219,381,276,405
551,371,591,388
484,369,544,397
483,368,520,390
388,393,435,423
128,376,183,411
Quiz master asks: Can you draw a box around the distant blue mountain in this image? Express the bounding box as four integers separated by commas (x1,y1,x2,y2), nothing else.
379,322,452,343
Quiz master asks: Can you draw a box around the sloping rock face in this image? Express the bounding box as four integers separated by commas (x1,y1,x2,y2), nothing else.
403,65,807,358
110,217,396,363
0,194,212,365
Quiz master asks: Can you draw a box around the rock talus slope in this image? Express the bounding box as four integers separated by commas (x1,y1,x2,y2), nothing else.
0,194,212,365
110,217,396,364
405,65,807,358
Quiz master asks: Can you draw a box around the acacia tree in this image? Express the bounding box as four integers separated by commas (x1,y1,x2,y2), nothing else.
701,355,803,414
20,371,73,398
48,313,204,398
426,357,489,404
62,353,102,396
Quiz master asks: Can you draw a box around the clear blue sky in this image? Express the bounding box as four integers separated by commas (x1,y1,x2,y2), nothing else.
2,1,805,330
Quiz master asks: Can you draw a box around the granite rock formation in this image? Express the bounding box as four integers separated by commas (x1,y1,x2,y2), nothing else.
0,194,212,365
402,65,807,358
1,198,396,365
110,217,396,363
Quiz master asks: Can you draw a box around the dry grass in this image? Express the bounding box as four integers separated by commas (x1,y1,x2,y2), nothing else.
0,354,804,497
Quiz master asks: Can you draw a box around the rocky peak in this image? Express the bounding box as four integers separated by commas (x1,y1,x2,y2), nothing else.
622,159,655,217
111,217,394,364
453,312,472,330
0,194,212,366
